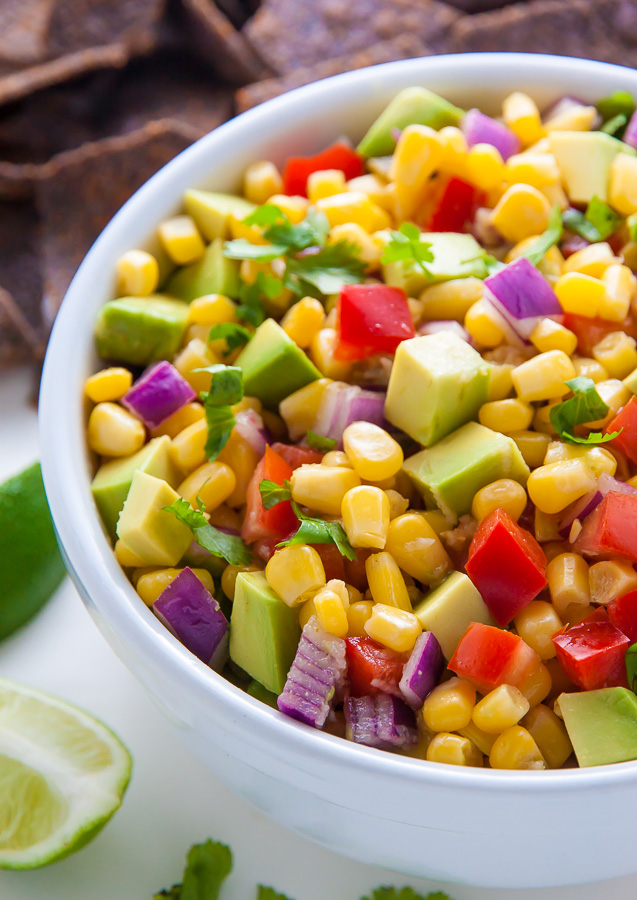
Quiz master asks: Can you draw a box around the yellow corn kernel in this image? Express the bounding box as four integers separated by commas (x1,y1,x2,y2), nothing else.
347,173,391,207
389,124,443,219
207,503,242,532
466,143,505,192
149,402,204,440
519,661,552,707
512,350,576,403
487,364,514,402
457,720,497,755
115,248,159,297
345,600,373,637
527,459,597,515
502,91,545,146
298,597,317,629
592,331,637,380
547,553,590,618
438,125,469,178
597,264,637,322
136,567,214,607
588,559,637,606
177,461,236,511
509,430,552,469
464,299,505,348
279,378,332,442
364,603,421,653
555,271,606,317
534,508,561,543
419,277,483,323
280,297,325,349
386,512,452,587
586,379,632,429
341,485,390,550
309,328,352,380
267,193,308,223
478,398,533,433
171,418,207,473
319,451,349,470
265,544,326,607
221,564,260,600
544,441,617,478
563,242,621,279
328,222,383,268
490,184,551,244
609,153,637,216
472,684,530,735
187,294,237,327
364,552,409,611
307,168,346,203
514,601,562,660
522,704,573,768
313,587,349,637
529,318,577,356
425,732,483,767
316,191,389,233
231,396,262,415
114,539,147,568
217,429,260,507
422,677,476,733
544,103,597,132
471,479,528,523
158,215,205,265
87,402,145,457
384,489,409,520
572,356,608,382
505,152,559,189
173,338,219,395
342,421,403,482
85,367,132,403
530,402,557,437
243,160,283,204
489,725,546,770
290,464,360,516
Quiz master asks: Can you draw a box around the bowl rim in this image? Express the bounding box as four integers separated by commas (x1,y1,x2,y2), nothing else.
40,51,637,794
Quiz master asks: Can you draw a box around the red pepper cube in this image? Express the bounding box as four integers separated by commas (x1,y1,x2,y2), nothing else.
448,622,540,694
608,589,637,643
465,509,548,626
552,620,630,690
605,396,637,464
573,492,637,564
345,636,407,698
282,142,364,197
335,284,415,361
422,177,483,233
270,442,324,469
562,312,637,356
241,445,298,544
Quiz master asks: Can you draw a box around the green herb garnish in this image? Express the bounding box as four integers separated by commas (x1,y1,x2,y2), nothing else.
153,840,233,900
257,889,296,900
237,272,283,327
596,90,635,125
626,644,637,694
164,498,252,567
360,889,452,900
549,376,622,445
208,323,252,356
562,196,622,243
196,365,244,460
258,479,292,510
627,213,637,244
520,204,562,267
381,222,434,278
601,113,628,136
306,430,337,452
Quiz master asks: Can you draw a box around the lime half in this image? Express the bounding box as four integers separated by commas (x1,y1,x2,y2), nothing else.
0,677,132,869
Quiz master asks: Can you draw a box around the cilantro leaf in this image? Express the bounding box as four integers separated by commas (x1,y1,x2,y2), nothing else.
601,113,628,136
562,196,622,243
203,404,236,460
165,498,252,566
153,888,181,899
549,376,622,444
223,239,288,261
153,840,233,900
208,323,252,355
264,207,330,254
257,888,296,900
237,272,283,326
597,90,635,123
198,365,244,406
243,203,285,227
306,430,337,451
627,644,637,694
285,241,366,297
259,478,292,510
561,208,600,243
279,505,357,561
361,889,452,900
520,204,562,266
381,222,434,278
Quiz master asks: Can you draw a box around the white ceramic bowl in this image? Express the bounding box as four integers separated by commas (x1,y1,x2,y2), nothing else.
40,53,637,889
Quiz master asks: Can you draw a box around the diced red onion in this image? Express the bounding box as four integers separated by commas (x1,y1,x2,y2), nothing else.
418,320,473,345
559,472,637,539
484,257,563,341
344,693,418,749
399,631,443,709
122,361,195,429
561,232,590,256
313,381,386,449
624,109,637,150
462,108,520,161
598,472,637,497
153,567,228,670
234,408,268,456
277,616,347,728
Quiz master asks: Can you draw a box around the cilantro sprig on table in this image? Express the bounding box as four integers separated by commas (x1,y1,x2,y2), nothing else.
164,497,251,567
549,376,622,445
381,222,434,278
562,196,622,243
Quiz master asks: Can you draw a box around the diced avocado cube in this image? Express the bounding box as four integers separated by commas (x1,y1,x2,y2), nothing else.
357,87,464,158
557,688,637,767
166,238,241,301
116,471,192,566
236,318,321,410
547,131,636,204
184,189,256,241
247,679,279,709
382,232,487,295
95,295,189,366
385,331,491,447
414,571,496,660
229,571,301,694
92,435,181,539
403,421,530,523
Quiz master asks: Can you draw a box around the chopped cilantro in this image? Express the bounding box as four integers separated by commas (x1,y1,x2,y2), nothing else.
164,497,252,567
381,222,434,278
601,113,628,136
306,430,337,452
208,323,252,356
284,241,366,297
360,889,452,900
257,888,296,900
562,196,622,243
197,365,244,460
596,90,635,124
627,644,637,694
258,479,292,510
243,203,285,227
237,272,283,327
520,204,562,266
203,404,236,461
153,839,233,900
549,376,622,445
628,214,637,244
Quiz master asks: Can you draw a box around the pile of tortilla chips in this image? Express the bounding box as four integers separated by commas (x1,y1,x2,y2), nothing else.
0,0,634,371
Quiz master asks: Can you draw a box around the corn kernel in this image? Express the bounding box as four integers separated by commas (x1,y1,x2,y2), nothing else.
136,567,213,607
466,143,505,191
547,442,617,479
346,600,374,637
547,553,590,618
563,243,619,280
265,544,326,607
385,512,452,587
522,704,572,768
534,508,561,542
609,153,637,216
307,168,346,203
309,328,352,380
342,421,403,482
502,91,545,146
586,379,632,429
464,299,505,348
478,398,533,433
588,559,637,606
177,461,236,511
597,264,637,322
279,378,332,441
115,248,160,297
489,725,546,770
490,184,551,244
509,430,552,468
85,367,132,403
314,586,349,637
171,418,207,473
347,174,391,208
87,402,145,457
267,193,308,223
592,331,637,379
457,720,497,755
207,503,242,532
364,602,421,653
514,601,562,659
173,338,220,394
384,489,409,520
217,429,260,507
555,271,606,317
243,160,283,204
363,551,410,611
221,563,260,600
328,222,384,268
472,684,530,734
341,485,390,550
158,215,205,265
389,124,443,219
572,356,608,382
512,350,575,403
530,402,558,437
471,479,528,523
426,732,483,767
437,125,469,179
187,294,237,327
505,152,559,189
519,661,552,707
544,103,597,132
419,277,483,323
484,365,512,403
422,677,476,733
529,318,577,356
527,459,597,514
316,191,390,233
114,539,147,568
280,297,325,349
148,402,203,440
290,463,360,516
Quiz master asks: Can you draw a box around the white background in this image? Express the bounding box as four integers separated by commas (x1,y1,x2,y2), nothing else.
2,366,637,900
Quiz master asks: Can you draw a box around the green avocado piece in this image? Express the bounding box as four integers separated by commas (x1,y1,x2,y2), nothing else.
357,87,464,158
95,295,189,366
548,131,637,204
91,436,180,539
116,471,192,566
166,238,241,301
229,571,301,694
414,571,496,660
236,317,321,409
385,331,491,447
382,232,487,295
184,189,256,241
403,421,530,523
247,679,279,709
557,688,637,767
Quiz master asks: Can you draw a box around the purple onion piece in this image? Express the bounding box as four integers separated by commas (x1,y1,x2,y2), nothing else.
461,108,520,161
399,632,444,709
277,616,347,728
624,109,637,150
313,382,386,449
153,567,228,670
543,96,590,122
598,472,637,497
234,408,268,456
558,474,637,538
344,694,418,749
418,320,473,345
484,257,563,341
122,360,195,429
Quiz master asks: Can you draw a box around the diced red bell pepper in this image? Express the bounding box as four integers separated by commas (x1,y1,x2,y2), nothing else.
608,589,637,643
241,445,298,544
573,491,637,563
345,636,407,698
605,396,637,464
334,284,415,361
448,622,540,694
562,312,637,356
252,536,283,563
270,442,324,469
421,177,483,233
552,619,630,690
465,509,548,626
282,142,364,197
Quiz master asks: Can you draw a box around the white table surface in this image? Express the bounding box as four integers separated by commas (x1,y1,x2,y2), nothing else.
2,365,637,900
